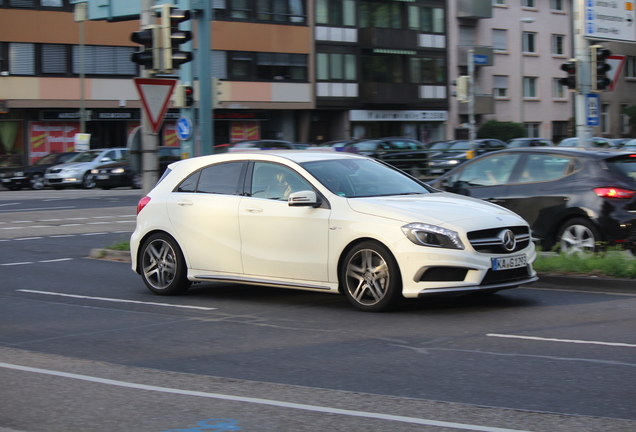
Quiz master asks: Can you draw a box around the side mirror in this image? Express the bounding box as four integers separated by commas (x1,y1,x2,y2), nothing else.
100,157,112,162
288,190,321,207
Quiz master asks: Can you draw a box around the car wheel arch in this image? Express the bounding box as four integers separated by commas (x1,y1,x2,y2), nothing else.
135,230,190,275
336,237,400,295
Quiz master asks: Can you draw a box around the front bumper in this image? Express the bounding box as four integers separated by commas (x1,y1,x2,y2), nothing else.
45,173,82,186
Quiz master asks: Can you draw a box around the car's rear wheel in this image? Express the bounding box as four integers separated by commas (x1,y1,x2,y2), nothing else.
140,233,191,295
341,241,402,312
82,173,95,189
557,218,600,254
30,174,45,190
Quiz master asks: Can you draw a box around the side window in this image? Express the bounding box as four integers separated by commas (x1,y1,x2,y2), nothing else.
177,171,200,193
452,154,521,187
251,162,312,200
518,155,572,183
102,151,116,161
197,162,246,194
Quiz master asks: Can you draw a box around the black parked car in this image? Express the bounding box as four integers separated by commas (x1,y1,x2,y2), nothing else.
2,152,78,190
91,146,181,189
427,139,507,176
342,137,430,177
428,147,636,253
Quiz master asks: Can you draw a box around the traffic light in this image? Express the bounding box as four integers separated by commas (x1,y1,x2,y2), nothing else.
183,85,194,107
590,45,612,92
452,76,469,103
559,59,578,91
160,4,193,73
212,77,222,109
130,25,159,72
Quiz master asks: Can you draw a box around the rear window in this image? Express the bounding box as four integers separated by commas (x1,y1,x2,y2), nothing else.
607,155,636,182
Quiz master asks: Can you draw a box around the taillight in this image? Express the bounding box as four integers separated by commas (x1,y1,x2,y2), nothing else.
594,187,636,199
137,196,151,214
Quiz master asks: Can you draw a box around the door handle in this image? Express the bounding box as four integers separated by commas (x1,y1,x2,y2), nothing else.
244,206,263,213
487,199,506,203
177,200,193,207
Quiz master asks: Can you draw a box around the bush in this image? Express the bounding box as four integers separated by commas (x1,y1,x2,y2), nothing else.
477,120,526,142
533,249,636,279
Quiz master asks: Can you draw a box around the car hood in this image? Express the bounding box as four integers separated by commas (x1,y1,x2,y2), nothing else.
347,192,524,229
52,162,94,171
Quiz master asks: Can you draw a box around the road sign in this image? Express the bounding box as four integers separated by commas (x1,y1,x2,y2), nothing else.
133,78,176,134
586,94,600,126
607,55,627,91
177,117,193,141
584,0,636,43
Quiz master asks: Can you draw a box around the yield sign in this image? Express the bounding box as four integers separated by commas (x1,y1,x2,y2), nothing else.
133,78,177,134
607,55,626,92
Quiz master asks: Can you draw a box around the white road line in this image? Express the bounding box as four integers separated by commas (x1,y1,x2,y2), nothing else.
17,290,217,311
39,258,74,263
1,262,34,266
0,362,535,432
81,232,107,236
487,333,636,348
14,237,44,241
0,202,19,207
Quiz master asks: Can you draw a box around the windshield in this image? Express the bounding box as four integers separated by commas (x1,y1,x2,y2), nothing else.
429,142,450,150
351,141,380,151
68,151,101,162
448,141,470,150
301,158,431,198
34,153,59,165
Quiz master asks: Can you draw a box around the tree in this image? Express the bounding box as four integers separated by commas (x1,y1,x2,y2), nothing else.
477,120,525,142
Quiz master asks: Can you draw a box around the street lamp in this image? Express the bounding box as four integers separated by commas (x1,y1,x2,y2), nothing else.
520,17,535,135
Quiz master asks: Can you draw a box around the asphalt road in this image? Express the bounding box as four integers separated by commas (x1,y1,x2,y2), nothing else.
0,188,635,432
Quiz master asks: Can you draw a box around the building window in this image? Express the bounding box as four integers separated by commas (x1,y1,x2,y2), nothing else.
72,45,136,76
5,0,71,9
621,104,630,134
522,0,536,8
493,0,506,5
316,52,356,81
359,1,402,29
9,43,35,75
41,44,68,74
525,123,540,138
493,75,508,98
522,32,537,53
523,76,538,98
551,0,564,11
361,54,404,83
601,104,610,134
316,0,355,26
626,56,636,78
229,51,308,82
217,0,306,25
492,29,508,51
408,5,444,33
409,57,445,84
553,78,568,99
552,35,565,56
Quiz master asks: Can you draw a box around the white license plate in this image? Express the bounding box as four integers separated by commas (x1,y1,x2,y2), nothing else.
96,175,109,180
430,169,443,174
492,255,527,271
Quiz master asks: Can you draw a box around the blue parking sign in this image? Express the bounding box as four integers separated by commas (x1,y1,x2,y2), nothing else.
586,94,599,127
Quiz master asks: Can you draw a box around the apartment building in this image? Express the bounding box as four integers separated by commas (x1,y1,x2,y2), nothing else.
446,0,573,142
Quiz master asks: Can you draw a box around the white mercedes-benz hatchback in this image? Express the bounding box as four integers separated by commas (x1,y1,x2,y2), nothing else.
131,151,537,311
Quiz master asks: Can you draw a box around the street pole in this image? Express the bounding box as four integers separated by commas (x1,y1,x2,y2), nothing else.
573,0,593,147
196,1,213,155
467,49,475,159
140,0,159,195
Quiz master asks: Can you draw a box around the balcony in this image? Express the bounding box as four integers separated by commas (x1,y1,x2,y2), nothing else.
457,0,493,19
359,82,420,104
457,46,494,67
358,28,419,51
458,94,494,115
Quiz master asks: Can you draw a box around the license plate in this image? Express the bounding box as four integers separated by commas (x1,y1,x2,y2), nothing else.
430,169,443,174
96,175,109,180
492,255,527,271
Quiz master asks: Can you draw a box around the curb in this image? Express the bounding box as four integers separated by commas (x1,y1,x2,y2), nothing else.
89,249,634,293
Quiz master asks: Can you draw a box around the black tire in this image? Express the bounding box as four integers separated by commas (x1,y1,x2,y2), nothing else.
557,218,600,254
140,233,192,295
340,241,402,312
30,174,45,190
7,184,21,191
82,173,95,189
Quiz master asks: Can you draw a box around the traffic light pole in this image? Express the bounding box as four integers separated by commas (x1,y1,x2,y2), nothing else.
573,0,593,147
140,0,159,195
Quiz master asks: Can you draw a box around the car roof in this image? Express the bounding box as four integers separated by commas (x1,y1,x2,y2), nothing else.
478,146,636,160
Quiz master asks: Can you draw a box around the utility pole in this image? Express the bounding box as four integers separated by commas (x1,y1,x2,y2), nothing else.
140,0,158,194
573,0,593,147
467,49,476,159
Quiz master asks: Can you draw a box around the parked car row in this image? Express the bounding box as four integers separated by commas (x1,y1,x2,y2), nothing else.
0,146,181,191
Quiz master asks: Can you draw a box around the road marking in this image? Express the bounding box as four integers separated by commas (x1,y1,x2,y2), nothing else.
39,258,74,263
0,362,535,432
0,202,19,207
14,237,44,241
17,290,217,311
0,206,76,212
487,333,636,348
1,262,34,266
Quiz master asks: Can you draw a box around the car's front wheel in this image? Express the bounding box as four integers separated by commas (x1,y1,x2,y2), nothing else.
140,233,191,295
557,218,600,253
340,241,402,312
82,173,95,189
30,174,45,190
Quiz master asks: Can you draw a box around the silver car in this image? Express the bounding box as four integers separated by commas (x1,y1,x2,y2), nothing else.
45,148,127,189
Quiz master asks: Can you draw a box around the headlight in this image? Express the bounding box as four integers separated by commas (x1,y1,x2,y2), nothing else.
112,168,125,174
401,223,465,250
90,169,98,174
15,171,24,177
447,159,460,165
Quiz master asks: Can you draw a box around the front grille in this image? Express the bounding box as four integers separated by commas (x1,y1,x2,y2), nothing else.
49,168,62,174
481,266,531,285
468,226,531,254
